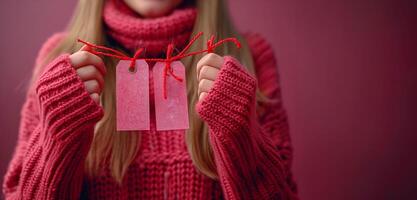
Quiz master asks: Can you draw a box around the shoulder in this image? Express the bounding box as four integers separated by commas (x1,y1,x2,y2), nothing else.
242,32,282,95
242,32,276,65
31,32,67,81
26,32,67,92
34,32,67,67
243,32,271,51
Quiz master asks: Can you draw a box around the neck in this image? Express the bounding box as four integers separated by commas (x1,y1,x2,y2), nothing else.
102,0,197,57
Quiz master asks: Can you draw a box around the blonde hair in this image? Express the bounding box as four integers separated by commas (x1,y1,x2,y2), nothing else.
42,0,258,184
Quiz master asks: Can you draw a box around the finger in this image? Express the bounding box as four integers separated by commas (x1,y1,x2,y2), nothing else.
198,65,219,82
76,65,105,89
79,44,91,52
70,50,106,75
83,79,101,94
89,93,100,104
79,44,106,61
196,53,223,78
199,91,208,101
198,79,214,96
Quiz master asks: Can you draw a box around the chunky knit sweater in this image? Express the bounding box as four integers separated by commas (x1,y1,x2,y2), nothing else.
2,1,298,200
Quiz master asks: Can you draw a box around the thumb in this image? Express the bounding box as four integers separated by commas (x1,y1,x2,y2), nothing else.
79,44,92,52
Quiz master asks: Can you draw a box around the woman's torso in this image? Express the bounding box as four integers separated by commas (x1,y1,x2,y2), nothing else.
83,63,224,200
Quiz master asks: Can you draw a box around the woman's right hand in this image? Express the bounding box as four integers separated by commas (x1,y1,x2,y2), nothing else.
69,45,106,104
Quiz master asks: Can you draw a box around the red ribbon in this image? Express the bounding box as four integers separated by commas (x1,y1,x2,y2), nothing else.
77,32,241,99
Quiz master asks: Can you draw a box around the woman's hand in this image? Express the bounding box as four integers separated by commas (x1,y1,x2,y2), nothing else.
196,53,224,101
69,45,106,104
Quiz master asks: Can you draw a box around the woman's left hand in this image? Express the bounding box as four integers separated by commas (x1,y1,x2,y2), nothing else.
196,53,224,101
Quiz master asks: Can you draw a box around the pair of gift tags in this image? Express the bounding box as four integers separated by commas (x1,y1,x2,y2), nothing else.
116,60,189,131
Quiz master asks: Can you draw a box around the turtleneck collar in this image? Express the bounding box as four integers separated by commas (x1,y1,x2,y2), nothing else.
102,0,197,57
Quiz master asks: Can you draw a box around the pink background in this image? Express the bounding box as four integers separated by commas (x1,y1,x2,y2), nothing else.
1,0,416,199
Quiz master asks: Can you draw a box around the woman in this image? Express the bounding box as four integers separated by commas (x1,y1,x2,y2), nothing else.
3,0,298,199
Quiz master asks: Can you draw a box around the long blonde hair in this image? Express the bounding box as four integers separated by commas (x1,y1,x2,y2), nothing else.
42,0,257,184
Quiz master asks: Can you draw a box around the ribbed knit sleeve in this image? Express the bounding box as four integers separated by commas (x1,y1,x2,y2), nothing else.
2,35,104,200
196,33,298,200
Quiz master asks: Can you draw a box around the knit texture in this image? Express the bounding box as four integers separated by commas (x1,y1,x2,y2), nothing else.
2,2,298,199
103,0,197,56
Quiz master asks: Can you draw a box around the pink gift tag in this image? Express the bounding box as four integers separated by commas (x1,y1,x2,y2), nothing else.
116,60,150,131
153,61,189,131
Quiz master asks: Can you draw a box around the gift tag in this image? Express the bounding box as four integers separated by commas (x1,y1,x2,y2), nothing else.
116,60,150,131
153,61,189,131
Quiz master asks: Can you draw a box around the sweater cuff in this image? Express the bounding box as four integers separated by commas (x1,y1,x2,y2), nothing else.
196,56,257,139
35,54,104,141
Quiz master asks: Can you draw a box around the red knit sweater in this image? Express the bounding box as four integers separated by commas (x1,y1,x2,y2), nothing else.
2,33,298,200
2,4,298,199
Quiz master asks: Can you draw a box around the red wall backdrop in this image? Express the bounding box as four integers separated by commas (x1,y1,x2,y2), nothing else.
1,0,416,199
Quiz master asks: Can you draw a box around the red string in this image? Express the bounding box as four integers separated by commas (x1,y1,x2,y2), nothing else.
77,32,241,99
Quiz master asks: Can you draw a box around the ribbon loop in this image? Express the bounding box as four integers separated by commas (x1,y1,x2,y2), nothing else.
163,43,175,99
130,48,144,71
207,35,215,53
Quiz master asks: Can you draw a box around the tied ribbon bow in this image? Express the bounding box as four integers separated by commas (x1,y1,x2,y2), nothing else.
77,32,241,99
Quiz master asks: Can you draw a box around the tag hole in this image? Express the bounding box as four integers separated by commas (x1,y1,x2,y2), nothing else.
128,67,137,74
